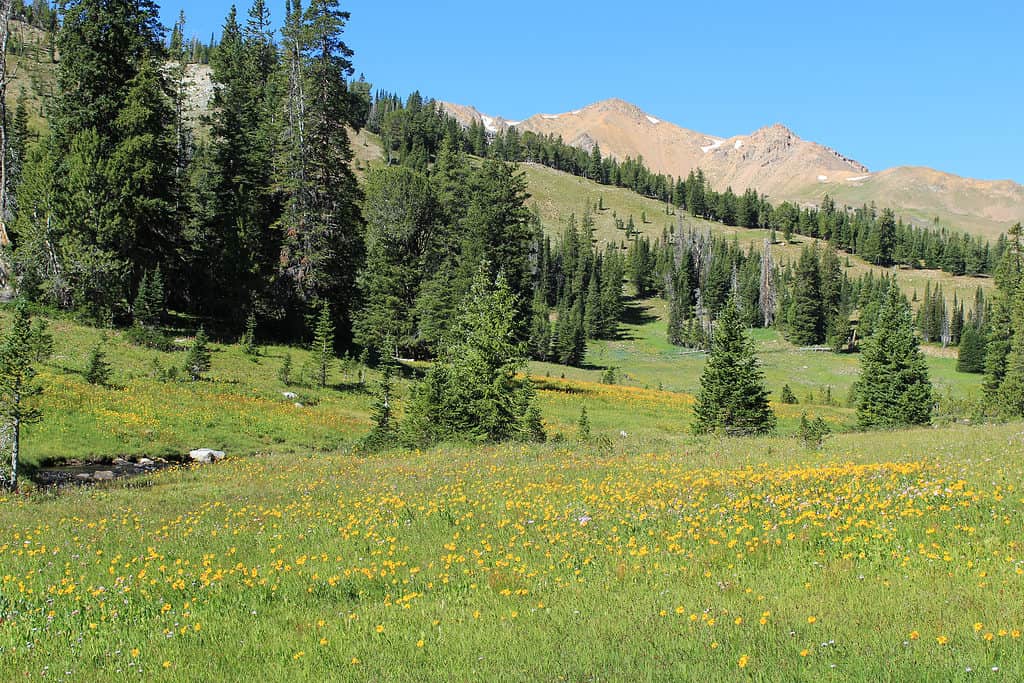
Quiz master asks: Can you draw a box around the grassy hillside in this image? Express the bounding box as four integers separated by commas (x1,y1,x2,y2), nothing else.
5,21,58,134
519,162,994,309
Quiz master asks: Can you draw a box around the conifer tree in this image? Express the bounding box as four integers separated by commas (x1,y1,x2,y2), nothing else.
0,301,43,491
241,311,259,355
368,361,394,442
278,352,293,385
133,269,164,328
957,324,987,373
355,166,440,356
184,327,212,381
788,245,824,345
855,286,933,428
577,405,590,442
403,266,540,444
311,300,334,388
277,0,364,340
84,341,112,386
758,239,776,327
692,294,775,436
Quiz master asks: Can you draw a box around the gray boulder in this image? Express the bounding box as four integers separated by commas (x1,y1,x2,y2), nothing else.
189,448,226,464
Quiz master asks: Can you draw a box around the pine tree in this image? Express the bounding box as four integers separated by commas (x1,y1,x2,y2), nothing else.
576,405,590,442
84,341,112,386
780,384,798,404
311,300,334,388
692,293,775,436
368,361,394,441
241,311,259,355
184,327,212,381
201,2,281,321
133,269,164,328
788,245,824,345
354,166,440,356
855,286,933,428
403,266,539,444
0,301,43,492
277,0,364,341
996,284,1024,416
957,324,987,373
758,239,776,327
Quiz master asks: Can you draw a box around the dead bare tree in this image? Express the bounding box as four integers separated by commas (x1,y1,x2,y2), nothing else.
759,238,776,327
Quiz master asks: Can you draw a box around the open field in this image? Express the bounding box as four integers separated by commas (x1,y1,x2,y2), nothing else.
0,237,1007,683
2,423,1023,681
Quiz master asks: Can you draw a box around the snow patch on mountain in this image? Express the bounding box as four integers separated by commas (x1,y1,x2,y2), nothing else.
701,138,724,153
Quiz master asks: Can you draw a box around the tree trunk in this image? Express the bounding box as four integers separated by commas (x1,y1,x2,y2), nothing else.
0,0,11,245
10,413,18,493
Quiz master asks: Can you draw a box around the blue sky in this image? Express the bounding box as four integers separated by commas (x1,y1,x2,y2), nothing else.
161,0,1023,182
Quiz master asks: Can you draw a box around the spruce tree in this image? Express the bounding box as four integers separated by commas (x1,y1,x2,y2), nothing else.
277,0,364,341
354,166,440,357
312,300,335,388
84,341,112,386
788,245,824,346
996,286,1024,416
692,294,775,436
855,286,933,428
133,269,164,328
957,324,987,373
184,327,212,381
241,311,258,355
577,405,591,442
365,360,394,445
403,266,540,444
0,301,43,491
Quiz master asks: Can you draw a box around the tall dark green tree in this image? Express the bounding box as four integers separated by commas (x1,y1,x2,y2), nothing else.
957,324,987,373
355,166,440,357
787,245,824,346
107,58,180,279
53,0,164,143
692,294,775,436
456,159,535,328
855,286,933,428
201,2,281,322
277,0,364,341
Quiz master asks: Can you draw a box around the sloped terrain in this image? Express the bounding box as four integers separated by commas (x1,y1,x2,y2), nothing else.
441,98,1023,241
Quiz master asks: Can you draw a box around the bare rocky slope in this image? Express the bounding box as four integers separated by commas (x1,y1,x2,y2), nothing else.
441,98,1023,240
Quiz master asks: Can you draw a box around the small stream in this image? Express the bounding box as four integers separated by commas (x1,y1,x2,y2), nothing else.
31,458,177,488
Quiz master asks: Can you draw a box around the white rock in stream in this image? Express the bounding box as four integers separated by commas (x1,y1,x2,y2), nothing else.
189,448,226,464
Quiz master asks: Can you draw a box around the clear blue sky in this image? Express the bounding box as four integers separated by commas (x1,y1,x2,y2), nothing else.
160,0,1024,182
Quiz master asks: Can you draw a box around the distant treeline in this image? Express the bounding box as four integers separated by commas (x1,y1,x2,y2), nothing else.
368,91,1002,279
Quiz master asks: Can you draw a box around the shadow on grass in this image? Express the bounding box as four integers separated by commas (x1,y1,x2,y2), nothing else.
532,378,600,396
610,298,659,341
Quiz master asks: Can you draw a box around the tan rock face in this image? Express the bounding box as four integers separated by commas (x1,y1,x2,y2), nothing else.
439,98,1023,240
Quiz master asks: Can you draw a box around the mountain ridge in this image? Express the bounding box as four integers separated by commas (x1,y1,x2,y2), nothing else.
439,98,1023,240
